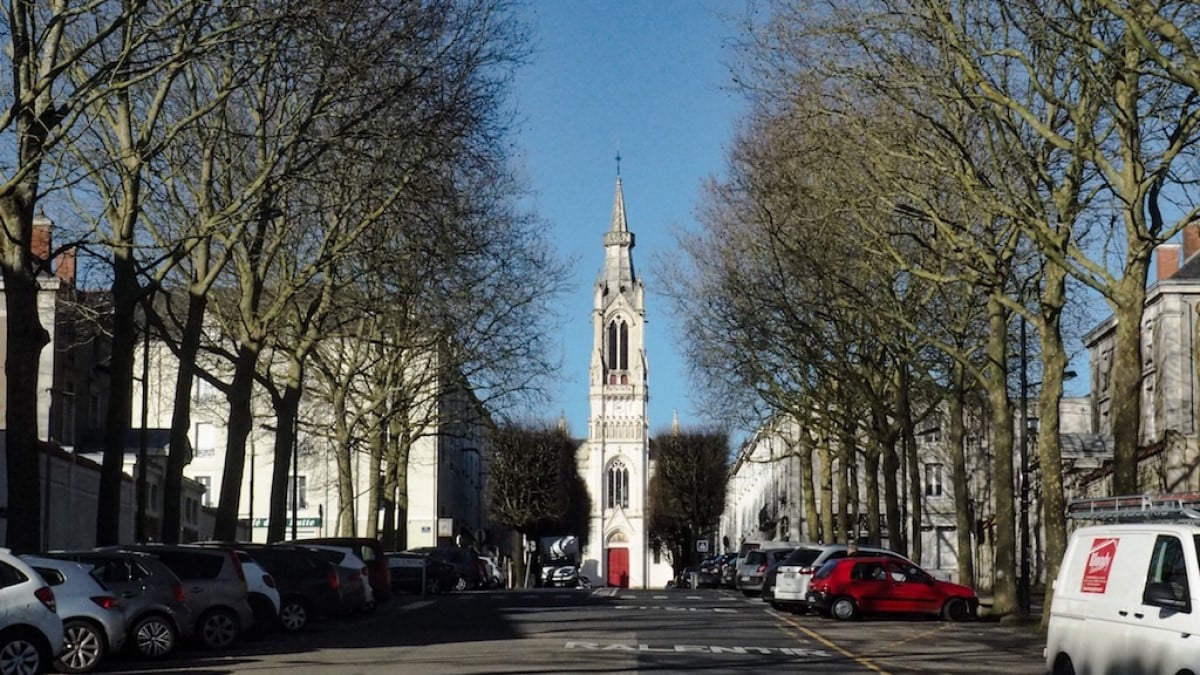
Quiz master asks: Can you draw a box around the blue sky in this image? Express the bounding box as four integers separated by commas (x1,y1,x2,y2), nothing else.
513,0,747,439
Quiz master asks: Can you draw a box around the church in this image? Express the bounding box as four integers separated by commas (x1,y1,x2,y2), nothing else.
577,176,675,589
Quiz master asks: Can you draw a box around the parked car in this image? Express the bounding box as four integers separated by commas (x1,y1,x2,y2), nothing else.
760,557,788,605
541,564,580,588
720,553,739,588
23,556,126,674
300,545,374,611
289,538,390,604
39,549,192,659
0,549,63,675
772,543,912,612
479,557,505,589
387,553,459,595
110,544,253,649
231,550,280,633
302,547,370,613
409,546,480,590
805,556,978,621
736,545,795,596
199,542,351,631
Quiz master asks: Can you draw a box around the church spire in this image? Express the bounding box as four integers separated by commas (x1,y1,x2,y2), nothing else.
601,176,636,287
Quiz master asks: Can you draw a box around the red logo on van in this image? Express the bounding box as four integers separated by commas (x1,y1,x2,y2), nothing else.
1081,537,1119,593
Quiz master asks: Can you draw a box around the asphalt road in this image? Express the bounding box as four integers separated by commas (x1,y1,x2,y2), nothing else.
98,587,1047,674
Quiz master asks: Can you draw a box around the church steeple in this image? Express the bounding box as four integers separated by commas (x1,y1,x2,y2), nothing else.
601,177,636,289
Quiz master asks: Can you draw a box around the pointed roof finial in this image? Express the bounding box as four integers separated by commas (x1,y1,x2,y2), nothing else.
615,149,622,177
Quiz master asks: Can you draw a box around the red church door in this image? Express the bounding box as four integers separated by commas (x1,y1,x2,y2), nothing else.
607,548,630,588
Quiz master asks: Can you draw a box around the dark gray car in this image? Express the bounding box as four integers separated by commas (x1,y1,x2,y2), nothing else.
42,550,194,659
109,544,253,650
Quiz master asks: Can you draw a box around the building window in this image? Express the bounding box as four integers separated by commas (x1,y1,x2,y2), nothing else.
605,317,630,377
287,475,308,510
196,476,212,507
925,463,943,497
193,422,216,457
607,460,629,509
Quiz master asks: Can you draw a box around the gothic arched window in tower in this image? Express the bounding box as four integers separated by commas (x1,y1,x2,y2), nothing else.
605,316,630,384
607,459,629,509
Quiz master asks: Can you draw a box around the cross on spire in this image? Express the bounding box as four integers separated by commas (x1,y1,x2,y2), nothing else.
615,150,622,177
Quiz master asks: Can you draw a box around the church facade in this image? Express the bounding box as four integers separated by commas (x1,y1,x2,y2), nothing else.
577,177,674,589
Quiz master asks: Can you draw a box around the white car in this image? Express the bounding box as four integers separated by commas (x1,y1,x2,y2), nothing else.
300,544,374,611
231,551,281,633
0,549,63,675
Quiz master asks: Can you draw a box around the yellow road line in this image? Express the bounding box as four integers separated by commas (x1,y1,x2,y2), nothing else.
769,609,891,675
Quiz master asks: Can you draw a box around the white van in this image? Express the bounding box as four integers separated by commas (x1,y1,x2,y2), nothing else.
1046,495,1200,675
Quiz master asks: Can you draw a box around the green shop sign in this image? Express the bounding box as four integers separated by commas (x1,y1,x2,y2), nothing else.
250,517,322,528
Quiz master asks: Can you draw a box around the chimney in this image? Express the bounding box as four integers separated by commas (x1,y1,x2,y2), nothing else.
1184,223,1200,263
1157,243,1181,281
31,214,52,264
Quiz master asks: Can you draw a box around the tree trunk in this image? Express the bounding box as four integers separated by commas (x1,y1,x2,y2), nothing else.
836,422,853,543
819,435,834,543
1037,263,1071,627
0,196,49,553
986,295,1018,617
900,373,922,563
798,432,819,542
266,373,302,543
365,418,383,538
949,364,975,589
214,342,260,540
1109,268,1150,494
863,446,881,547
882,438,901,553
162,291,207,543
511,532,526,589
97,249,139,545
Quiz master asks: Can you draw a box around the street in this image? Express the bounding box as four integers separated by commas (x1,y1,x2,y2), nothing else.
98,587,1047,674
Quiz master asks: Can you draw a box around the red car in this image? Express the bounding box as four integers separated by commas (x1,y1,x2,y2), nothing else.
805,556,977,621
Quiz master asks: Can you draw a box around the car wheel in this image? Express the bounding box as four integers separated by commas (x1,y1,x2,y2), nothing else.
279,599,309,633
130,613,176,658
198,608,239,649
831,596,858,621
1052,654,1076,675
455,577,468,592
0,628,47,675
56,619,107,674
428,577,443,594
942,597,972,622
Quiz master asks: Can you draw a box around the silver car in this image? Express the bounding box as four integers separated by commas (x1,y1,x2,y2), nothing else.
111,544,253,649
24,556,126,674
0,549,63,675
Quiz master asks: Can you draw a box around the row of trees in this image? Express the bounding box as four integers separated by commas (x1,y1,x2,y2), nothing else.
665,1,1200,622
1,0,570,552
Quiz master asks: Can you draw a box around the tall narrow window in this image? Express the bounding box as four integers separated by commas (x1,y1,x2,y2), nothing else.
607,460,629,509
925,463,943,497
606,321,618,371
287,476,308,510
619,321,629,370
